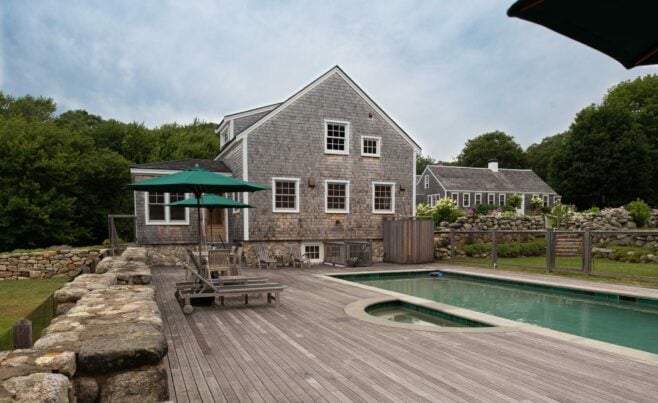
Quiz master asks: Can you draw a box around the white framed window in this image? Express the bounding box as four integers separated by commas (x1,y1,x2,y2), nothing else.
451,192,459,204
554,196,562,205
325,180,350,213
272,177,300,213
145,192,190,225
324,120,350,155
427,194,438,206
542,194,549,207
372,182,395,214
302,243,323,264
488,193,495,205
474,193,482,205
424,175,429,189
463,193,471,207
499,194,506,206
230,192,243,214
361,136,381,157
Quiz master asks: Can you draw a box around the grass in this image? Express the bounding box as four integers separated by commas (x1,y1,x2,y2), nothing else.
443,256,658,287
0,278,69,349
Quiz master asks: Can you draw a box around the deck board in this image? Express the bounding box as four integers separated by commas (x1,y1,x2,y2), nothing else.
153,264,658,402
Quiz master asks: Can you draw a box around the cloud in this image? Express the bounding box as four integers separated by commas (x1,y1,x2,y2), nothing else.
1,0,651,160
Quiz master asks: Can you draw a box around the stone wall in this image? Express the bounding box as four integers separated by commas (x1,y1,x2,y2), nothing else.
0,248,108,281
243,240,384,267
0,247,168,403
439,208,639,232
143,244,194,266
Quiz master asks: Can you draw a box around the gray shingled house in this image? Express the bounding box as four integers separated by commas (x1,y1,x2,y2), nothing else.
416,160,560,214
130,66,421,264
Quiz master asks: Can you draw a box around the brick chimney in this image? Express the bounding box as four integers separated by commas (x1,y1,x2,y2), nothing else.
488,159,499,172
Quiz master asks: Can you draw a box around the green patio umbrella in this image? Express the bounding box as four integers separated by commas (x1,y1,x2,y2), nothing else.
507,0,658,69
127,166,267,253
167,193,254,248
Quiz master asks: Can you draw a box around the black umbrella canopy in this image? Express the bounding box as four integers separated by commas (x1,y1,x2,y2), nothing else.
508,0,658,69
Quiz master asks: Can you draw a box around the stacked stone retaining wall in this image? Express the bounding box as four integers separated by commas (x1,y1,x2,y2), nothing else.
0,247,168,402
0,248,108,281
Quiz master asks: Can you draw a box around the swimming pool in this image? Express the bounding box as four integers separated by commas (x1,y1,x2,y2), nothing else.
335,271,658,354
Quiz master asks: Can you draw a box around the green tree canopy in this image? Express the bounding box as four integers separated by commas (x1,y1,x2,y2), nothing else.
525,132,566,181
456,131,527,168
416,153,436,174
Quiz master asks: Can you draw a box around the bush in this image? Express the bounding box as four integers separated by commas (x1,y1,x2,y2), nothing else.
497,242,521,257
463,242,490,257
626,198,652,227
475,204,496,215
434,197,465,224
519,239,547,256
507,194,522,209
582,207,601,214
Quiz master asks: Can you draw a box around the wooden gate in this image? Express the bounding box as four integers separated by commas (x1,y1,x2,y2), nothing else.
383,217,434,264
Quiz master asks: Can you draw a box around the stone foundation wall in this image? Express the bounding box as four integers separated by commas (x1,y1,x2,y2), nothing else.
243,240,384,267
143,244,194,266
0,248,108,280
0,247,169,402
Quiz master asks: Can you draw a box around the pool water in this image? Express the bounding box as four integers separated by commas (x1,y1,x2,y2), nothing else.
368,306,465,327
354,274,658,354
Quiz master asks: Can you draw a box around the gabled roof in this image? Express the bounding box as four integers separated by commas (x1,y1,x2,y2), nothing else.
131,159,231,173
216,65,421,158
427,165,556,193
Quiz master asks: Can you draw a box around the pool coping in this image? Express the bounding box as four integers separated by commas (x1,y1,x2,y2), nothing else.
320,267,658,366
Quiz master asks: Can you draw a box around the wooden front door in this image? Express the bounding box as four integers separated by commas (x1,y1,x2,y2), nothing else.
205,208,226,244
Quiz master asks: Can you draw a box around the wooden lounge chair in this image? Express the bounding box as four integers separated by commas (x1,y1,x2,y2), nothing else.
257,244,277,269
175,258,286,314
289,245,311,268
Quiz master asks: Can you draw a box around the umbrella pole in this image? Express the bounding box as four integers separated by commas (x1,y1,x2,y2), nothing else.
196,193,203,255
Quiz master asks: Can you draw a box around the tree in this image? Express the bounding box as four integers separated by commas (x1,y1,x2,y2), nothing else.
549,104,652,209
525,133,566,182
456,131,527,168
0,92,56,122
416,153,436,174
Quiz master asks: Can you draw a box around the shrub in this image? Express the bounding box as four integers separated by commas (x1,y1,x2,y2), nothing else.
416,203,433,218
519,239,547,256
463,242,490,257
507,194,522,209
582,207,601,214
626,198,652,227
497,242,521,257
475,204,496,215
434,197,465,224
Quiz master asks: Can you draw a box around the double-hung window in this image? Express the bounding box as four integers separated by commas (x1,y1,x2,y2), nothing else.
325,120,349,155
146,192,189,225
463,193,471,208
542,194,550,207
499,193,506,206
474,193,482,205
451,192,459,205
361,136,381,157
232,192,242,214
372,182,395,214
272,178,300,213
325,180,350,213
488,193,495,205
424,175,429,189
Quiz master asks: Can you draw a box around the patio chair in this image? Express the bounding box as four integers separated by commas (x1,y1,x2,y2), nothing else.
206,249,230,278
229,246,243,275
257,244,277,269
289,245,311,268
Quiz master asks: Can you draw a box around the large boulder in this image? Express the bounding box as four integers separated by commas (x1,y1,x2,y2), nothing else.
0,350,75,381
99,363,168,403
1,373,70,403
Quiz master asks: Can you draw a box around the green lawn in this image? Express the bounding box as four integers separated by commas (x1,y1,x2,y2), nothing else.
443,256,658,287
0,278,68,349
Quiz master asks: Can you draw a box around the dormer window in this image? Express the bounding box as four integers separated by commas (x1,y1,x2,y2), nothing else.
325,120,349,155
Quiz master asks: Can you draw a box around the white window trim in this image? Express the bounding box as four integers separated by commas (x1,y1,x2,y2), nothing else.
424,175,429,189
372,181,395,214
451,192,459,205
232,192,242,214
463,193,471,208
475,193,482,205
302,242,324,264
325,179,350,213
542,194,550,207
499,194,506,206
272,177,300,213
324,119,350,155
144,192,190,225
488,193,495,205
361,135,381,157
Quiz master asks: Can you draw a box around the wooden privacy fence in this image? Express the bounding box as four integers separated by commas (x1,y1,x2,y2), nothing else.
383,217,434,264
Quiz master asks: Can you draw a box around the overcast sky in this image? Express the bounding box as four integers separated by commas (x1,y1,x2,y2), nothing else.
1,0,654,161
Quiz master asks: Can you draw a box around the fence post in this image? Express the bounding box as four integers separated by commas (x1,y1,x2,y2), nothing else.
546,229,555,273
582,230,592,274
449,231,456,259
491,229,498,269
13,319,32,349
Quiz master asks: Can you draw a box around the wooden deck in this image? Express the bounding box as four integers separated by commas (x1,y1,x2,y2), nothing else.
153,264,658,402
